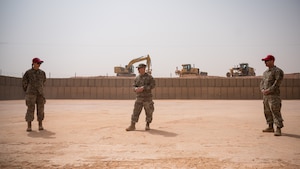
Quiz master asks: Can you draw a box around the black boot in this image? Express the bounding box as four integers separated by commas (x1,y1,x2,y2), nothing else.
38,121,44,130
262,123,274,132
126,121,136,131
27,121,32,132
145,122,150,130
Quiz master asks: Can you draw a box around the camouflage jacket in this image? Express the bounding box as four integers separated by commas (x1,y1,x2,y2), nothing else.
22,68,46,95
133,73,155,98
260,66,284,96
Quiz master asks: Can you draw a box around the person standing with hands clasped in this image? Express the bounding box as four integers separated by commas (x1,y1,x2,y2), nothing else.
260,55,284,136
126,63,156,131
22,58,46,132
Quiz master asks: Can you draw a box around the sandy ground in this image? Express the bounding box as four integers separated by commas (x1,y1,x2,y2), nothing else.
0,100,299,169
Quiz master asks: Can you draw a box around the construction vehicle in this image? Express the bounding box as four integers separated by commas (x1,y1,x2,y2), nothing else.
114,54,152,77
226,63,255,77
175,64,208,77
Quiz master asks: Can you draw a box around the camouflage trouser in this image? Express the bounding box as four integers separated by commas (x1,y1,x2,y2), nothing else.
131,97,154,123
263,95,284,128
25,94,46,122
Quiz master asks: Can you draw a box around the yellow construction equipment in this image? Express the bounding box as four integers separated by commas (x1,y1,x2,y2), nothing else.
114,54,152,77
226,63,256,77
175,64,208,77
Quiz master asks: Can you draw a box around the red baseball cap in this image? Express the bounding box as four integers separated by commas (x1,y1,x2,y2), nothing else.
262,55,275,61
32,57,44,64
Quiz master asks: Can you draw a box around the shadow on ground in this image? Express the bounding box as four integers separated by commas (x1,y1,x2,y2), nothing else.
147,129,178,137
282,133,300,139
27,129,56,139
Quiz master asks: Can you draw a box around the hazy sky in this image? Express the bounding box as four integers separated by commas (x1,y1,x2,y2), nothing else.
1,0,299,78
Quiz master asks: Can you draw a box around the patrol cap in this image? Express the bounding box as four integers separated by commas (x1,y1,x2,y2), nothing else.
136,63,146,68
32,57,44,64
262,55,275,61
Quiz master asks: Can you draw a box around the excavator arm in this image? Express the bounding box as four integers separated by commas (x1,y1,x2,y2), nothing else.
127,54,152,74
114,54,152,76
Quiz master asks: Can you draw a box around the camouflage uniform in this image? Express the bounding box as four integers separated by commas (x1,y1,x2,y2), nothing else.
22,68,46,122
131,73,155,124
260,66,284,128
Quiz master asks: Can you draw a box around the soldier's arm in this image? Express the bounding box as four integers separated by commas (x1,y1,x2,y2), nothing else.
22,71,29,92
144,76,155,90
150,77,156,90
259,78,264,91
133,78,139,92
43,71,46,86
268,69,284,93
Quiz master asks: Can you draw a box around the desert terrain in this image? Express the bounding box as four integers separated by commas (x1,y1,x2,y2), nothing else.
0,100,299,169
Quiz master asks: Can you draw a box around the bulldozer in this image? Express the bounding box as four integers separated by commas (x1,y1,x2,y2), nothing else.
175,64,208,77
226,63,255,77
114,54,152,77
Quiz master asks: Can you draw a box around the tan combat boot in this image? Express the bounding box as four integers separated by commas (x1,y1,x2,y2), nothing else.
26,121,32,132
145,122,150,130
262,124,274,132
38,121,44,130
274,127,281,136
126,122,136,131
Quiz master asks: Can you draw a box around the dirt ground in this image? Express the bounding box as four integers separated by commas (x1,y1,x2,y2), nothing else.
0,100,299,169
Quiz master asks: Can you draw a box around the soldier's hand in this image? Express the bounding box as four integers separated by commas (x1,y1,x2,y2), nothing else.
262,89,270,95
135,86,144,93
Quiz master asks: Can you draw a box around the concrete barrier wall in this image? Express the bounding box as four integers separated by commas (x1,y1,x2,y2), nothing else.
0,76,25,100
0,75,299,100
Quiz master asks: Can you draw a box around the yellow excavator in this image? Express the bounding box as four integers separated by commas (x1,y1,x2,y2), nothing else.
114,54,152,77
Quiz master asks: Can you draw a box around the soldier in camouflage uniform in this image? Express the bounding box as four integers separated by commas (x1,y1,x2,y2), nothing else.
22,58,46,132
126,63,156,131
260,55,284,136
